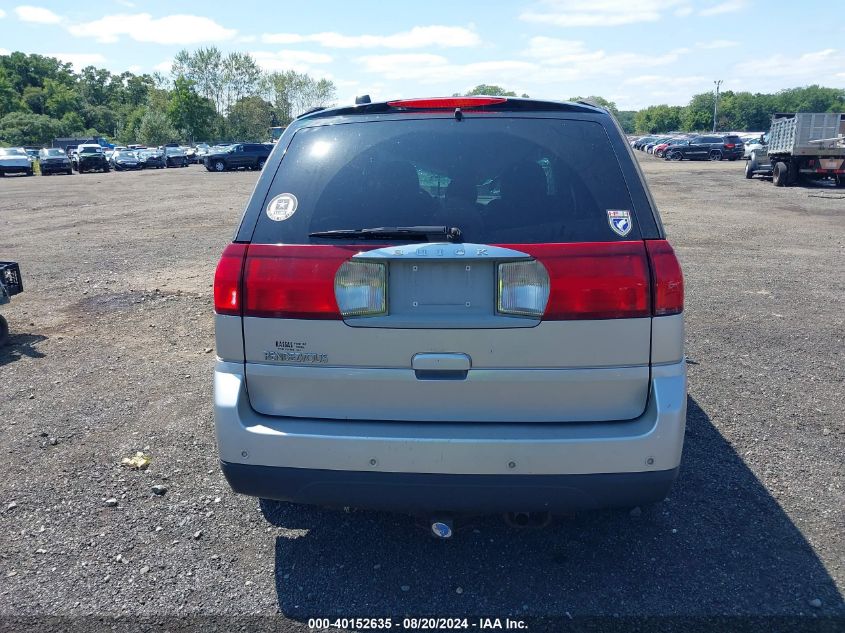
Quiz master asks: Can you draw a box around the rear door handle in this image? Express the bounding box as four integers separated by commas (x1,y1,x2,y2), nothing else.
411,353,471,371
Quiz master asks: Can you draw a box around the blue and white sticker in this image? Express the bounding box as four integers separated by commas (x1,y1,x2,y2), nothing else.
266,193,298,221
607,209,632,237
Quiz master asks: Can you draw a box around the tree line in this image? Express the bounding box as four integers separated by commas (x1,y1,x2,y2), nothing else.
0,48,337,147
2,51,843,146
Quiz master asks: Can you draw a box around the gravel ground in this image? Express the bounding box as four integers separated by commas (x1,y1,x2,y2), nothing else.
0,158,842,631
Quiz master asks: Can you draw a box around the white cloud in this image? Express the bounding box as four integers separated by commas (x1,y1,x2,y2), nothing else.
47,52,107,69
0,49,8,56
251,50,333,73
153,59,172,73
127,64,141,73
733,49,842,80
15,5,62,24
524,37,688,78
67,13,236,44
519,0,690,27
697,39,739,49
0,9,6,19
699,0,747,16
262,25,480,49
356,53,535,84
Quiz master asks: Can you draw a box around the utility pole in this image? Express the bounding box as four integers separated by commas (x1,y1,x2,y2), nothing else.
712,80,723,133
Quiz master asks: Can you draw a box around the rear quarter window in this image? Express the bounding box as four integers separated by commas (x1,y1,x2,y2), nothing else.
253,117,642,245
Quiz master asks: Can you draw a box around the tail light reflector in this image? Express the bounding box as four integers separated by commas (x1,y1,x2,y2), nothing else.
335,261,387,317
242,245,357,319
646,240,684,316
213,243,247,316
497,260,550,317
724,143,735,149
505,242,651,320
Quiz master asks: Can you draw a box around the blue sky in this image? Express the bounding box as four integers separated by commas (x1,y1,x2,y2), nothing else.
0,0,842,110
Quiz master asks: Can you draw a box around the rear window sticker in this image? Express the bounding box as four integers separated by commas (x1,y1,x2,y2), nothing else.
607,209,632,237
267,193,298,221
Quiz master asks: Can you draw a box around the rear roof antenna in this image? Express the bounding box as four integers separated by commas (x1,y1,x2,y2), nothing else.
355,95,371,105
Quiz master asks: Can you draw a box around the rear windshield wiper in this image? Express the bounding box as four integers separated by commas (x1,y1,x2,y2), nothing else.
309,226,462,242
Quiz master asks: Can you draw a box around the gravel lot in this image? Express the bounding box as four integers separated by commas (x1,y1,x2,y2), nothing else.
0,157,843,631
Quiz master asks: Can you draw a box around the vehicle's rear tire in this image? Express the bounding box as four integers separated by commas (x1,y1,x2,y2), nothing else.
836,175,845,188
0,315,9,347
214,160,226,172
655,150,663,158
709,150,722,161
66,169,72,175
669,151,683,161
773,161,788,186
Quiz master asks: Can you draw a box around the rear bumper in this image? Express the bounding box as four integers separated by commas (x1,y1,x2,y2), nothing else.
221,462,678,513
0,165,31,174
214,359,687,512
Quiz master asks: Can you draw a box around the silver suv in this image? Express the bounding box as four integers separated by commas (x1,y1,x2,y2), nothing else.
213,96,686,521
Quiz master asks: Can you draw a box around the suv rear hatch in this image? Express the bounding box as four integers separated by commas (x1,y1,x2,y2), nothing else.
216,100,682,423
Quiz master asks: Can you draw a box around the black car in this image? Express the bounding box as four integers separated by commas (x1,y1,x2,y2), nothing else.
110,149,141,171
73,146,110,173
163,146,189,167
38,148,73,175
138,150,166,169
664,134,744,161
203,143,271,172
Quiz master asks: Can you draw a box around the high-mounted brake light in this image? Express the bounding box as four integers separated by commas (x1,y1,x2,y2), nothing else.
213,243,247,316
646,240,684,316
387,97,507,109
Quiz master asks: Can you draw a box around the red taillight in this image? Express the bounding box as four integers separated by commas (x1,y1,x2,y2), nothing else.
242,245,359,319
506,242,651,320
387,97,507,109
724,143,735,149
213,243,247,316
646,240,684,316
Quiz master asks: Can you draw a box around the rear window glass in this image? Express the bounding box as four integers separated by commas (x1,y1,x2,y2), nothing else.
253,117,639,244
724,135,742,143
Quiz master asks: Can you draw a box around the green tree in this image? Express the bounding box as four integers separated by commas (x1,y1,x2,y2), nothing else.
569,95,619,116
264,71,336,125
464,84,518,97
168,76,217,142
43,78,79,119
226,95,273,141
634,104,683,133
0,111,64,145
137,109,177,146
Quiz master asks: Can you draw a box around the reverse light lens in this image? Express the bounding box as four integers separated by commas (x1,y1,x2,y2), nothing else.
335,261,387,318
497,260,550,318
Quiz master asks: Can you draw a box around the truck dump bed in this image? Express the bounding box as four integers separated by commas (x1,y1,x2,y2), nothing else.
768,113,845,156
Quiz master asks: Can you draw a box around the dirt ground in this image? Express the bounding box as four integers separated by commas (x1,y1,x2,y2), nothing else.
0,156,843,631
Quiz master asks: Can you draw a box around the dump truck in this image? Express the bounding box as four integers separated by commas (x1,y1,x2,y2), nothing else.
766,112,845,187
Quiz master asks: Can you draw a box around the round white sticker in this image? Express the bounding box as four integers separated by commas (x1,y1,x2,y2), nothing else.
266,193,298,221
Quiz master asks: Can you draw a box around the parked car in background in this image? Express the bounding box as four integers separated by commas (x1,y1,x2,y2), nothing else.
0,148,34,176
110,149,141,171
212,95,686,523
163,146,188,168
664,135,744,161
73,145,110,173
645,137,671,154
38,147,73,175
138,149,166,169
633,136,656,150
653,138,689,158
745,146,772,179
203,143,271,172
